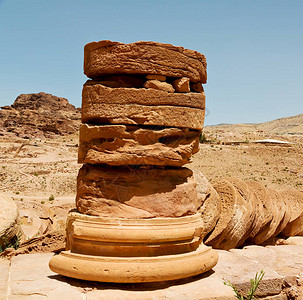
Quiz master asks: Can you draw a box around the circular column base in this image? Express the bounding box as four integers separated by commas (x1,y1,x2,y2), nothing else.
49,243,218,283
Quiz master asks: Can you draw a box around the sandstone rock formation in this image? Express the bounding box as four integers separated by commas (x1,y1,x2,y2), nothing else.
49,40,218,283
0,92,80,138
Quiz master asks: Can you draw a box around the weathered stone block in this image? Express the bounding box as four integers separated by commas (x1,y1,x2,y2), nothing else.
76,164,201,218
78,124,200,166
82,82,205,108
82,103,205,130
84,40,207,83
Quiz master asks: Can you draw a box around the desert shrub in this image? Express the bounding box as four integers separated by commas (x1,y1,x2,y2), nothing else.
224,270,265,300
0,231,22,253
199,133,208,143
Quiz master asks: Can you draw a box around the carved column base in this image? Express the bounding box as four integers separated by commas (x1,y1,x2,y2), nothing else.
49,211,218,283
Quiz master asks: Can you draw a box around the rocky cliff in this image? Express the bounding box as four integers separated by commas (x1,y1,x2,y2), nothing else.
0,92,81,138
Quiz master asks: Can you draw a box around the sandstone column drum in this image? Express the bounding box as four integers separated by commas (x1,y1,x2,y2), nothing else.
49,40,218,283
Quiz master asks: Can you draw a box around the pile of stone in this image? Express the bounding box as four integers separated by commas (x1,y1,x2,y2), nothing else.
50,40,218,283
204,177,303,250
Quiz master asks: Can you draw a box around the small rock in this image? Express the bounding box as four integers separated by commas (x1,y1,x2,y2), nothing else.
143,80,175,93
191,82,204,93
172,77,190,93
146,74,166,81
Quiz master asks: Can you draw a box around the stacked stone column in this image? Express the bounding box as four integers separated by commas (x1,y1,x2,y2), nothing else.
49,40,218,283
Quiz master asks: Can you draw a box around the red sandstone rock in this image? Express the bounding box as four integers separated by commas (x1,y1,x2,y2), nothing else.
82,103,205,130
76,165,200,218
78,124,200,166
172,77,190,93
82,82,205,108
84,40,207,83
143,80,175,93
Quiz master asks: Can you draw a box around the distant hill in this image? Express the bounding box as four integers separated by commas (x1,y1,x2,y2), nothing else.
205,114,303,135
0,92,81,138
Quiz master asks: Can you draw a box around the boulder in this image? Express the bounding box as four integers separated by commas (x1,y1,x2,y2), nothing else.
78,124,200,166
0,194,19,249
76,165,200,218
82,82,205,109
84,40,207,83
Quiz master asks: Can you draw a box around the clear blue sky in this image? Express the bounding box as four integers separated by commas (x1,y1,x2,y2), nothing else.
0,0,302,125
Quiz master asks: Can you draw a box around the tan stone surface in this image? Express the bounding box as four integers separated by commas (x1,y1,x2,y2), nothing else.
76,165,200,218
65,211,206,256
172,77,190,93
8,253,83,299
277,236,303,245
82,82,205,108
231,245,303,277
215,249,283,298
0,259,9,300
146,74,166,81
0,194,19,249
85,272,235,300
143,79,175,93
4,245,303,299
49,243,218,283
78,124,200,166
84,40,207,83
82,103,205,130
